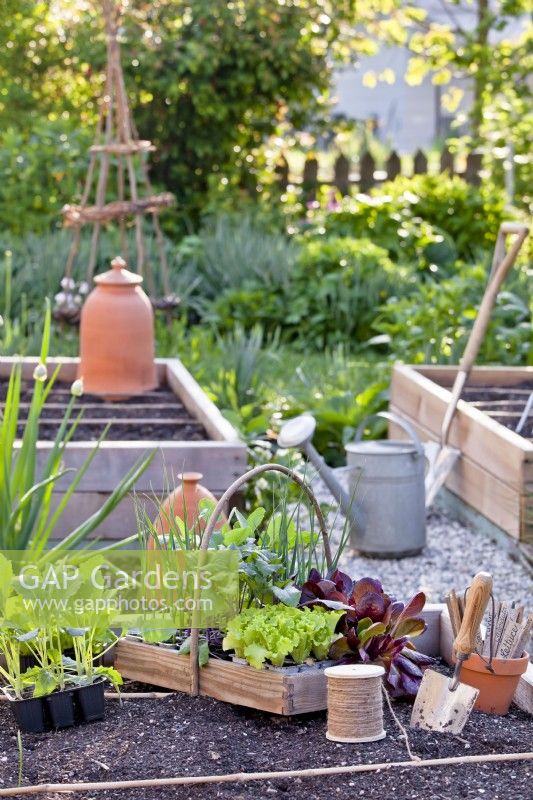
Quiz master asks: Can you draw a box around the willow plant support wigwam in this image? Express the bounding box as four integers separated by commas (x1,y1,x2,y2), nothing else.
57,0,176,321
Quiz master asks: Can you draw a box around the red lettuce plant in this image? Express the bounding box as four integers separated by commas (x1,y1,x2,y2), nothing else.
299,569,434,698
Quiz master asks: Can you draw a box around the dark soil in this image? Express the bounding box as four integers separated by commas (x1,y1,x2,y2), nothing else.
0,381,206,441
460,382,533,439
0,677,530,800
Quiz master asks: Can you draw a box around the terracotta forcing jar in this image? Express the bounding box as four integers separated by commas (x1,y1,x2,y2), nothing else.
150,473,226,548
79,256,156,398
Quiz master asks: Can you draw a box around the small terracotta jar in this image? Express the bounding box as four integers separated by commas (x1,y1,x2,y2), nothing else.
150,473,226,548
78,256,157,398
458,651,529,715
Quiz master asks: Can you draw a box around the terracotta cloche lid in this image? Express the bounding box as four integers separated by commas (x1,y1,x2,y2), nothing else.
94,256,143,286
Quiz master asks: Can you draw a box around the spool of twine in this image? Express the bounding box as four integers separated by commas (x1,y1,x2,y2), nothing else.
324,664,386,743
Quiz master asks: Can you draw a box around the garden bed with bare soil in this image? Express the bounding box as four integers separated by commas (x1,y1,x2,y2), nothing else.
390,365,533,543
0,676,530,800
0,380,207,442
463,381,533,439
0,357,246,541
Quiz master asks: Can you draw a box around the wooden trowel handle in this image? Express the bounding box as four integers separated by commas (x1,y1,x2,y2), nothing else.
454,572,493,657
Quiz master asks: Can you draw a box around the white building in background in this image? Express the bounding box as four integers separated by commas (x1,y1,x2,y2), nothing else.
332,1,527,153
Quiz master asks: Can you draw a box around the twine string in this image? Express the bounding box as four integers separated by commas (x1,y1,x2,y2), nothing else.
327,673,384,742
382,684,420,761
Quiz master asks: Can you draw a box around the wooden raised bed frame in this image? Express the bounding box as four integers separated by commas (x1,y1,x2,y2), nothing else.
389,365,533,543
113,605,532,717
1,356,247,541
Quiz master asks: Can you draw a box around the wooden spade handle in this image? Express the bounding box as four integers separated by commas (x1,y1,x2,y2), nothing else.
439,224,528,447
454,572,493,657
460,224,528,374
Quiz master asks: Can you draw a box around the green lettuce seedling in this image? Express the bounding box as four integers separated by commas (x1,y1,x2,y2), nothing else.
222,605,343,670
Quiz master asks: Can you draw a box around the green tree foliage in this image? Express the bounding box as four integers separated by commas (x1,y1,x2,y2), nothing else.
0,0,426,231
403,1,532,207
100,0,426,226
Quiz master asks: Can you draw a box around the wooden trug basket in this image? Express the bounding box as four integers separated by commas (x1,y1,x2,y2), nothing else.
113,464,533,716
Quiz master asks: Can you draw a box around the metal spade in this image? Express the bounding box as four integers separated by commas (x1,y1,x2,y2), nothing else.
424,223,529,507
411,571,493,735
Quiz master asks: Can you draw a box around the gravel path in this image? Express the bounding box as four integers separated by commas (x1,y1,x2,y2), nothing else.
311,471,532,609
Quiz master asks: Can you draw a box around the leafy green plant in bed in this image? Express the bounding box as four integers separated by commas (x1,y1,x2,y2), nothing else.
282,237,411,349
277,349,389,466
374,174,507,261
0,303,154,553
303,194,457,276
222,605,344,670
300,569,434,698
373,262,532,366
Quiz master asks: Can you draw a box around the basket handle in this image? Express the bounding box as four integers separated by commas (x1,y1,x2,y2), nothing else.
190,463,333,695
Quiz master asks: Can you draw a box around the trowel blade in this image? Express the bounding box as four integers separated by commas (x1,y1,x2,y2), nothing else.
410,669,479,735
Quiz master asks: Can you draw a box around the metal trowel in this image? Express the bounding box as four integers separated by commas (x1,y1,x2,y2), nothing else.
411,571,493,735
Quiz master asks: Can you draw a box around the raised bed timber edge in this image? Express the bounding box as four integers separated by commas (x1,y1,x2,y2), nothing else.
113,605,533,717
389,365,533,544
0,356,247,541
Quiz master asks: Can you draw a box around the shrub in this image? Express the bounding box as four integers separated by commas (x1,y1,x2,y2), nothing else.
0,120,90,235
376,174,507,260
274,348,390,466
305,193,458,275
300,175,509,272
284,236,411,348
206,235,412,349
373,262,532,365
179,214,297,297
207,288,286,334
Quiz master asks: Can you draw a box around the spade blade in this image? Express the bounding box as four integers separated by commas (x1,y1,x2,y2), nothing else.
411,669,479,735
424,443,460,507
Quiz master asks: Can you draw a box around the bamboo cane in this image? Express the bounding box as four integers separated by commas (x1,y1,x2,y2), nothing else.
0,692,173,702
0,752,530,797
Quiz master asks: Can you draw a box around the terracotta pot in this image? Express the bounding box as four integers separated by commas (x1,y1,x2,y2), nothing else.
458,651,529,715
150,473,226,547
79,256,156,399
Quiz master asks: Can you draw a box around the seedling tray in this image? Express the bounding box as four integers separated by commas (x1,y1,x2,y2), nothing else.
390,365,533,543
113,605,533,716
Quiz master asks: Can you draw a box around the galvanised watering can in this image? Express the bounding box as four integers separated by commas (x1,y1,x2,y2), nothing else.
277,411,426,559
